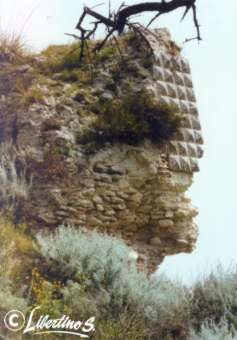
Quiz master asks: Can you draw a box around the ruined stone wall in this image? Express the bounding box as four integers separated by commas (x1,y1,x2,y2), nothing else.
0,28,203,270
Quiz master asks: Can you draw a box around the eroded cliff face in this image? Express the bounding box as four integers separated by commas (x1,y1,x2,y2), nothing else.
0,28,203,270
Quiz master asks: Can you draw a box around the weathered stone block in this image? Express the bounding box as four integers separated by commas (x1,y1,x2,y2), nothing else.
158,219,175,228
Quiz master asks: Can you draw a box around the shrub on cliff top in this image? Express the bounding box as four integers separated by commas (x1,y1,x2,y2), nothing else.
41,44,85,73
80,87,181,152
40,38,118,71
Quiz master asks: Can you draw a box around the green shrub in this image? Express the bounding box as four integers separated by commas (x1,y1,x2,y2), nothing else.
95,44,117,63
94,312,147,340
80,88,181,152
189,265,237,332
189,318,237,340
0,276,27,339
40,44,84,73
0,215,30,335
40,38,119,72
0,276,27,314
0,213,38,282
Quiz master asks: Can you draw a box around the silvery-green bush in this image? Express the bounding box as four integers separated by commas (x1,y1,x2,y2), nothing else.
189,265,237,331
0,276,27,313
37,226,237,339
0,275,27,339
0,235,27,321
37,225,187,322
189,318,237,340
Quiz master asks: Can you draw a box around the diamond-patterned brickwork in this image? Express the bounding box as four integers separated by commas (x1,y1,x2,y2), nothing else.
152,52,204,172
142,28,203,173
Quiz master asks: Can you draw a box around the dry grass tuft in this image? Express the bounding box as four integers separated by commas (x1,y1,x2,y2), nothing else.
0,142,33,208
0,29,29,63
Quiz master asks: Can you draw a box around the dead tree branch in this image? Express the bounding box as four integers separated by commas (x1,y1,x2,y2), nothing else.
74,0,201,61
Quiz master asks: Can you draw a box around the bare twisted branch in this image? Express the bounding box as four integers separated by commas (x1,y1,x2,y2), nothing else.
74,0,201,61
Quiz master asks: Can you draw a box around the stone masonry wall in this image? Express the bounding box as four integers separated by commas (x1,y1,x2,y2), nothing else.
0,28,203,271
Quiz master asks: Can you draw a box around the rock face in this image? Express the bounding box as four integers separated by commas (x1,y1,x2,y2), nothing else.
0,28,203,271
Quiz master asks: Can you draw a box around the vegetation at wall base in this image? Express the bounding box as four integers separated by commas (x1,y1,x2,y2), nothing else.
0,218,237,339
